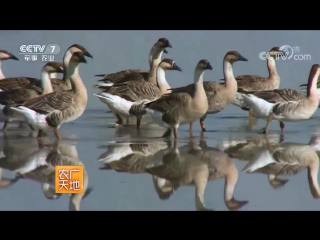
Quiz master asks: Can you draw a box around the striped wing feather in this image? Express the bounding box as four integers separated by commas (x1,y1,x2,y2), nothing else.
253,89,305,103
23,91,74,114
109,81,161,101
146,92,191,112
98,69,149,84
0,87,41,104
0,77,41,91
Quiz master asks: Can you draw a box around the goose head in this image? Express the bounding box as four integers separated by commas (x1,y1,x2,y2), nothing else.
197,59,213,71
42,62,64,74
224,51,248,63
70,51,87,65
267,46,286,59
66,44,93,59
159,58,182,71
0,50,19,61
306,64,320,94
154,38,172,54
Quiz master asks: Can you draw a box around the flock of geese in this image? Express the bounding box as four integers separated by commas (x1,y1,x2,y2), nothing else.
0,38,319,139
0,37,320,210
1,130,319,210
94,38,320,138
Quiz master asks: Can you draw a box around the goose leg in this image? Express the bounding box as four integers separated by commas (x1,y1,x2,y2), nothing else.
279,121,285,134
263,114,273,134
174,138,178,149
53,128,61,140
173,128,178,139
115,114,123,126
37,130,43,139
136,117,142,129
126,117,129,125
2,120,8,132
199,113,207,132
248,108,254,117
189,122,193,133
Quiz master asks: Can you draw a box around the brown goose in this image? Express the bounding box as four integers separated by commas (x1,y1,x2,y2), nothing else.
98,140,170,174
0,139,92,210
143,59,213,138
94,38,172,86
146,139,248,211
169,51,248,132
95,38,172,126
94,59,182,128
0,44,92,93
230,47,284,117
242,136,320,197
0,50,19,80
241,64,320,134
0,62,64,132
10,51,91,140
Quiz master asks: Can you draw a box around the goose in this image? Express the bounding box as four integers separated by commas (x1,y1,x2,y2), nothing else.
0,50,19,80
241,64,320,134
98,140,170,173
300,77,320,106
94,38,172,86
93,59,182,128
0,139,92,210
169,51,248,132
146,139,248,211
9,51,91,140
230,47,284,117
242,135,320,197
0,44,92,93
140,59,213,138
95,38,172,126
0,62,64,132
217,133,283,161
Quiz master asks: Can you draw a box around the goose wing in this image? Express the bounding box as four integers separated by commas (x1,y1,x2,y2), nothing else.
237,77,271,93
253,89,305,103
169,81,222,96
97,69,149,84
0,86,41,104
109,81,161,101
0,77,41,91
22,91,74,114
146,92,191,112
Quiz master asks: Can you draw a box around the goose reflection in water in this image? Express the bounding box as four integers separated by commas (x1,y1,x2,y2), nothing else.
0,138,93,210
242,132,320,197
99,138,248,211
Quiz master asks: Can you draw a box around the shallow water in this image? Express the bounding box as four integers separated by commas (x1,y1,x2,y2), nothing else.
1,110,320,211
1,30,320,210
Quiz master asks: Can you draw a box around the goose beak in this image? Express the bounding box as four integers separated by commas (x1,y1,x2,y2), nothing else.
238,54,248,61
163,49,168,54
165,42,172,48
172,63,182,72
205,63,213,70
80,56,87,64
10,54,19,61
83,50,93,59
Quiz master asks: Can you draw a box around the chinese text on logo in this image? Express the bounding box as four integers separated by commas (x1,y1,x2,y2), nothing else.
55,165,84,194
